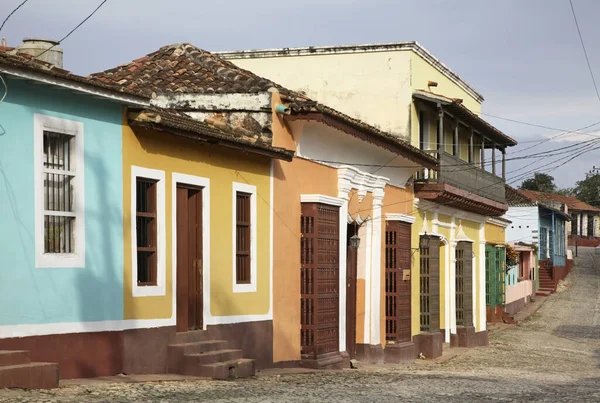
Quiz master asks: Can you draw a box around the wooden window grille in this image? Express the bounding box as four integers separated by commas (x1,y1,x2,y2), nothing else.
420,236,440,332
43,131,76,253
300,203,339,360
236,192,251,284
455,242,473,327
385,221,412,342
485,244,505,307
136,178,158,286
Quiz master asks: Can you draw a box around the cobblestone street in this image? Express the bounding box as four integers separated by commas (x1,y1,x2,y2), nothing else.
2,248,599,402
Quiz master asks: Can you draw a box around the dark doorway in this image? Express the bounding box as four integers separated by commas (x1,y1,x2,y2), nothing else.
346,223,358,359
176,186,203,332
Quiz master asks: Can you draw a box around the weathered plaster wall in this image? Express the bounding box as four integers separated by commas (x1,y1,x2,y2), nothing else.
0,78,124,329
122,121,272,321
272,157,338,362
504,207,539,245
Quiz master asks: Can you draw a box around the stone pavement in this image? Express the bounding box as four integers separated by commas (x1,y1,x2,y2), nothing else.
1,248,598,402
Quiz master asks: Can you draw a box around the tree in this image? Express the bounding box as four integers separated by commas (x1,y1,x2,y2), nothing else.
574,173,600,208
520,172,557,193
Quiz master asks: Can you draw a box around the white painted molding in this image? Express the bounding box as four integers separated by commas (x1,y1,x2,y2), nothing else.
455,220,475,243
338,165,388,202
34,114,85,269
131,166,166,297
486,217,511,228
301,194,346,206
385,213,416,224
416,199,485,224
232,182,258,293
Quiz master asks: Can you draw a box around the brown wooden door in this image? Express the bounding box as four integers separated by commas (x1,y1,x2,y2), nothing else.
300,203,340,360
346,228,358,358
455,242,473,327
176,186,203,332
420,236,440,333
385,221,412,343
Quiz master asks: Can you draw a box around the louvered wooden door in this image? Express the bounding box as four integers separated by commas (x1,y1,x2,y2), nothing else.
176,186,203,332
300,203,340,360
385,221,412,343
420,236,440,333
455,242,473,327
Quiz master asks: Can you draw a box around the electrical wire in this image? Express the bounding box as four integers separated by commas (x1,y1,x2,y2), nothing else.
0,0,29,33
31,0,108,62
569,0,600,104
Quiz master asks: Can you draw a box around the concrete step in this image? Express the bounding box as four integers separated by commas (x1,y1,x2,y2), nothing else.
173,330,213,344
168,340,229,356
184,349,243,366
0,350,31,367
183,358,255,379
536,290,552,296
0,362,59,390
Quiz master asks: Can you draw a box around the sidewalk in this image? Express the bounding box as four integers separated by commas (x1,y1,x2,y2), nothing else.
513,295,547,324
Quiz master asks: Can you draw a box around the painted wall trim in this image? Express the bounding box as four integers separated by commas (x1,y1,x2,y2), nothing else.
232,182,258,293
33,113,86,268
385,213,416,224
1,66,149,107
131,166,167,297
416,199,485,224
171,173,210,329
300,194,346,207
487,217,511,228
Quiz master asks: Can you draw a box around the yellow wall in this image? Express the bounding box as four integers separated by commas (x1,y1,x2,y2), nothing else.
122,119,272,320
485,222,506,244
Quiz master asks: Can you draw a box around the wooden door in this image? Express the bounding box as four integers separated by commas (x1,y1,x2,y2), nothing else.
176,186,203,332
385,221,412,343
346,228,358,358
420,236,440,333
455,242,473,327
300,203,340,360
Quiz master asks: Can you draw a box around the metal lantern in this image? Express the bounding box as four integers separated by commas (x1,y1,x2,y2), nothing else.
419,233,431,249
349,234,361,250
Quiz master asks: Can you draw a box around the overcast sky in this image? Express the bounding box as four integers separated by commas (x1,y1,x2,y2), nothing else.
2,0,600,189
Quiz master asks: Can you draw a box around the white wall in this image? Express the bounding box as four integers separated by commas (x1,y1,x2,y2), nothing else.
297,122,419,187
504,207,540,244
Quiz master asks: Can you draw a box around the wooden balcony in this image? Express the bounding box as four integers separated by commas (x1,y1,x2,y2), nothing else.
414,152,508,217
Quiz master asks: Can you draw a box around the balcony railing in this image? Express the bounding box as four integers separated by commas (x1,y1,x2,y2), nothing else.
415,151,506,203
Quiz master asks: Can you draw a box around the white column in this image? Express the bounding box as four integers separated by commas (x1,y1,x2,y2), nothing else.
370,189,384,347
478,223,486,332
448,216,457,342
338,197,349,353
362,219,373,345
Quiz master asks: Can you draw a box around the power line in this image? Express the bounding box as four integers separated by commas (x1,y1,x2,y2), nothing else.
32,0,108,62
0,0,29,33
569,0,600,103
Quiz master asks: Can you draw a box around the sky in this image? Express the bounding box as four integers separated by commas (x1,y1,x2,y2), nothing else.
2,0,600,189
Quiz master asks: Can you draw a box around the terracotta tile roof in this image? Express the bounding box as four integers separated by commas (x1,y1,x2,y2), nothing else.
0,51,146,101
519,190,600,213
91,42,436,167
128,108,293,161
89,43,306,99
505,185,536,206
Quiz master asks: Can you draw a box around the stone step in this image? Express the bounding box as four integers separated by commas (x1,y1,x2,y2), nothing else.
0,350,31,367
173,329,214,344
184,349,243,366
168,340,229,356
536,290,552,296
184,358,255,379
0,362,59,390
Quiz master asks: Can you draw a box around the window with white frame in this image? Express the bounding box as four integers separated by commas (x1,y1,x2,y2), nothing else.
131,166,166,297
232,182,257,293
34,114,85,268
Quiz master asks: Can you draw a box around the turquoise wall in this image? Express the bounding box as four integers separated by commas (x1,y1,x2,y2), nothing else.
0,77,124,326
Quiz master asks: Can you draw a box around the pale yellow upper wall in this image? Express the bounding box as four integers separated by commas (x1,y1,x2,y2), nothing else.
122,121,272,321
228,51,413,141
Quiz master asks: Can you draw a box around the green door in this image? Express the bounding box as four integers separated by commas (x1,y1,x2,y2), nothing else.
485,245,505,307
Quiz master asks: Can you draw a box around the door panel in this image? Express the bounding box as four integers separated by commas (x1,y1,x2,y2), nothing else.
385,221,412,343
176,186,203,332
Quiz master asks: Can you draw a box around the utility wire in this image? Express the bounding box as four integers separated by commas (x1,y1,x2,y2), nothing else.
569,0,600,103
32,0,108,62
0,0,29,33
